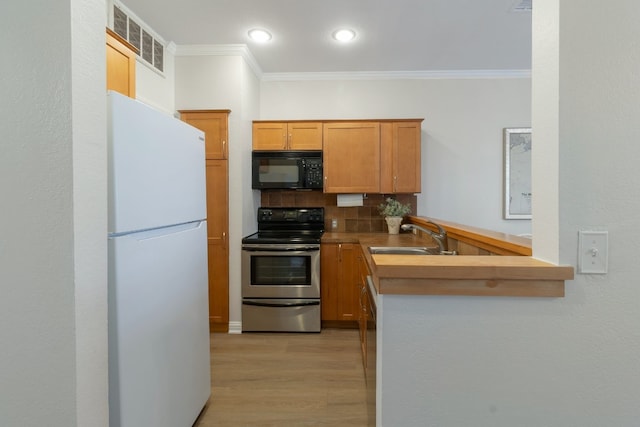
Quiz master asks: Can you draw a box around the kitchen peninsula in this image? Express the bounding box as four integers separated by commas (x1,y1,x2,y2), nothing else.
322,217,574,426
323,216,573,298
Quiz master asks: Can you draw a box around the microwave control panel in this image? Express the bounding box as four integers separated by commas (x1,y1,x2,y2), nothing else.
303,158,323,188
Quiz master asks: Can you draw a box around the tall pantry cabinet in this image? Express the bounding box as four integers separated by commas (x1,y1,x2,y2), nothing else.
180,110,231,332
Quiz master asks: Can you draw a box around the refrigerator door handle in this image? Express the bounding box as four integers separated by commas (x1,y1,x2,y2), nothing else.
109,220,205,240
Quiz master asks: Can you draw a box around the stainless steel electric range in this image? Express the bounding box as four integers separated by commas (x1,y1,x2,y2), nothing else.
241,207,324,332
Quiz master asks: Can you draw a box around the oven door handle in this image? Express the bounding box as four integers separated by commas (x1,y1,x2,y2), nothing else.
242,246,320,252
243,300,320,308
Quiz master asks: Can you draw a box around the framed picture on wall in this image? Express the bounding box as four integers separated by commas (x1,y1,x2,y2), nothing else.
503,128,532,219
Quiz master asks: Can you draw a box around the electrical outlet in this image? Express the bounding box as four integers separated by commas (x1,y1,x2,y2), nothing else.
331,219,338,229
578,230,608,274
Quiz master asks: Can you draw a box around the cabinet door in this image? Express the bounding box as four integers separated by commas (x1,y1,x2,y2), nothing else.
180,111,229,159
321,244,340,321
357,249,370,366
337,243,358,321
206,159,229,330
106,28,136,98
323,122,380,193
380,121,422,193
321,243,359,321
253,122,287,150
288,122,323,150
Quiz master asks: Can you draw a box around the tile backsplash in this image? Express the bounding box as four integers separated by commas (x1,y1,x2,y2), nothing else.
260,190,417,233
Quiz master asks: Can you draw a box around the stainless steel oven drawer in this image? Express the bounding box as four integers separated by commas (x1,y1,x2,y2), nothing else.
241,299,321,332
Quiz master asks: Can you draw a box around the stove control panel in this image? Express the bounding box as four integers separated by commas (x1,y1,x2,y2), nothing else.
258,207,324,224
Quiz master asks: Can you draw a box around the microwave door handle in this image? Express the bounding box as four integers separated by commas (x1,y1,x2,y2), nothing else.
299,158,306,186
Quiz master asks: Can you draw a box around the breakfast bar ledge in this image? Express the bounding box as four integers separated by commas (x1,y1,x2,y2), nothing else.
349,216,575,298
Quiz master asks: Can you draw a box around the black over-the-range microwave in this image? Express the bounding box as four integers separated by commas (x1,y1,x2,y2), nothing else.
252,150,323,190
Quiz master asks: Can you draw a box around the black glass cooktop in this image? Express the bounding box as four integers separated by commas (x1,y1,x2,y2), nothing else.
242,207,324,245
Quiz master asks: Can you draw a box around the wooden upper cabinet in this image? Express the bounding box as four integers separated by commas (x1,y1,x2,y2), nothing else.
323,122,380,193
288,122,323,150
253,121,323,150
380,120,423,193
106,28,136,98
180,110,230,159
252,122,286,150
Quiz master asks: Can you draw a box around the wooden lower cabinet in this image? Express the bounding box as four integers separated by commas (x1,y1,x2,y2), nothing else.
357,247,371,366
206,159,229,331
181,111,231,332
321,242,359,323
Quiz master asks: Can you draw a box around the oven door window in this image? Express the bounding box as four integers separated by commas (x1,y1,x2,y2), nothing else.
251,255,311,286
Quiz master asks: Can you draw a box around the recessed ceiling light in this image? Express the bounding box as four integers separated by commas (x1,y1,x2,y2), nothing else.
248,29,272,42
332,29,356,43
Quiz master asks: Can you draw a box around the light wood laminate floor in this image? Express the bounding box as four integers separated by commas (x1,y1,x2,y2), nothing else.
194,328,369,426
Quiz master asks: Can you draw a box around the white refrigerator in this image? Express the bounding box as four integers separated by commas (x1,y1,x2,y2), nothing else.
107,91,211,427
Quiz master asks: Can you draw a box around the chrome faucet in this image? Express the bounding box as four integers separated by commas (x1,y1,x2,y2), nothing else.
401,221,449,252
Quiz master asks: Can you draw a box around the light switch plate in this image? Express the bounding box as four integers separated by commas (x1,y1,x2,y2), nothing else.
578,230,608,274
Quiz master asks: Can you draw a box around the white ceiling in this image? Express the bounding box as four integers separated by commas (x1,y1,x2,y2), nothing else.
120,0,532,75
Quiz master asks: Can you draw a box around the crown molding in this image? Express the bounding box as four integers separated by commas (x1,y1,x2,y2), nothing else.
261,69,531,81
165,41,177,55
174,44,530,82
175,44,263,78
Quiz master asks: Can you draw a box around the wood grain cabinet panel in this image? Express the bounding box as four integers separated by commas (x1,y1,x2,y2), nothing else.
357,247,371,367
323,122,381,193
181,111,230,332
106,28,136,98
321,243,359,322
180,110,230,159
380,120,422,193
205,159,229,330
253,121,323,150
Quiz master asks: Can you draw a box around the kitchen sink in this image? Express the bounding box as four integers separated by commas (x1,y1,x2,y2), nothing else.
368,246,441,255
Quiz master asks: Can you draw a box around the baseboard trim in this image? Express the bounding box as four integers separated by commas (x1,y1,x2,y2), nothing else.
228,321,242,334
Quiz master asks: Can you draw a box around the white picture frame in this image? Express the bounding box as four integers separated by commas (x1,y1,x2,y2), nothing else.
503,128,532,219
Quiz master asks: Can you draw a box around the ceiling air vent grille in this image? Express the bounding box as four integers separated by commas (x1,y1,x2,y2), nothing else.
110,3,164,73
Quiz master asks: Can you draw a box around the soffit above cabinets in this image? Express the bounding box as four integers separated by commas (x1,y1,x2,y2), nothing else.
116,0,532,75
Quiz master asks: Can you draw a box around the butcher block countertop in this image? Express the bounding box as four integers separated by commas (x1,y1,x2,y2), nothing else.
322,229,574,298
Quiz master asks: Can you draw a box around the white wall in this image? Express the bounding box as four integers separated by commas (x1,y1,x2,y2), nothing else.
260,78,532,236
136,44,176,115
378,1,640,426
174,53,261,331
0,0,108,425
555,0,640,420
531,1,560,263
